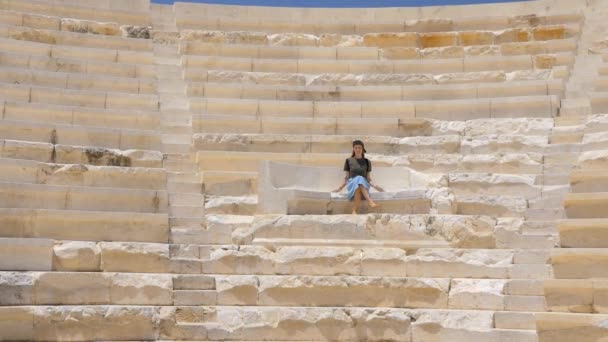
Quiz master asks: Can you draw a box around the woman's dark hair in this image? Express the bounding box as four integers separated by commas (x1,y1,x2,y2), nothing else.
351,140,366,157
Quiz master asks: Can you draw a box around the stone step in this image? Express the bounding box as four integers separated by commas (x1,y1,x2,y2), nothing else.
189,67,557,87
195,150,544,174
535,312,608,341
0,157,166,190
551,248,608,278
168,172,200,183
0,237,53,271
2,22,152,51
193,114,554,137
191,132,549,155
569,169,608,192
0,181,168,213
204,196,257,216
170,193,204,206
564,192,608,218
0,208,168,243
0,139,163,168
188,79,563,102
190,95,559,121
2,99,160,131
183,52,574,76
170,205,204,218
179,36,577,60
0,65,156,95
0,0,150,25
202,171,257,196
0,305,544,341
0,118,161,151
543,279,608,313
168,181,203,194
557,219,608,248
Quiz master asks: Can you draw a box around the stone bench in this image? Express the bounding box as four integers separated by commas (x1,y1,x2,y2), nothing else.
191,133,547,155
257,160,451,215
0,119,161,150
0,82,159,111
0,37,155,64
2,23,152,51
182,52,574,74
192,95,559,120
4,100,160,131
0,49,156,79
0,181,168,213
0,66,156,94
558,219,608,248
0,139,162,167
0,158,166,190
0,0,150,25
186,68,560,85
179,37,577,59
0,208,168,242
188,79,562,102
196,150,544,174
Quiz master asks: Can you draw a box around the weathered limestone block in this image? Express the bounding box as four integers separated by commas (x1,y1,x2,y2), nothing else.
208,306,411,341
0,307,34,341
465,118,553,136
594,280,608,313
361,247,407,276
120,25,151,39
33,306,160,341
0,237,53,271
60,18,120,36
449,173,539,198
0,272,34,305
269,33,318,46
275,246,361,276
407,248,513,278
34,272,110,304
53,241,100,271
434,71,506,84
464,45,501,56
406,18,453,32
462,135,547,154
544,280,593,313
419,46,464,59
111,273,172,305
196,214,251,244
551,250,608,279
23,13,60,30
204,245,275,274
173,275,216,290
8,27,57,44
363,32,419,48
458,31,495,46
456,195,527,217
215,275,258,305
448,279,505,310
411,310,495,341
495,28,531,44
419,32,459,48
533,25,567,40
100,242,171,273
319,34,362,47
381,47,420,59
534,54,557,69
180,30,226,42
536,312,608,342
258,275,449,308
578,150,608,170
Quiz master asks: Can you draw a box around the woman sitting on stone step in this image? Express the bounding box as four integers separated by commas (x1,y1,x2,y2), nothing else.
332,140,384,214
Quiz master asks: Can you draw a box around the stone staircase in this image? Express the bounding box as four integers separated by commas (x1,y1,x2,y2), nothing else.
3,0,608,341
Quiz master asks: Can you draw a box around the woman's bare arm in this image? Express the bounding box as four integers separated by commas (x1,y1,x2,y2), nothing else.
332,171,350,192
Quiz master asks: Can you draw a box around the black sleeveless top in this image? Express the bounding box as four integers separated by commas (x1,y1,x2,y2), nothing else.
343,157,372,179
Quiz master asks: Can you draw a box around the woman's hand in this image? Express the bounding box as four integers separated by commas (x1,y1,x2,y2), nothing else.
332,186,343,193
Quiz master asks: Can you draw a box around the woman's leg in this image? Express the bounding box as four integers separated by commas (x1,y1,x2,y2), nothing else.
358,184,378,208
352,187,362,214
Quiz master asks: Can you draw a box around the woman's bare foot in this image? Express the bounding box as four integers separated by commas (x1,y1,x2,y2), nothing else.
368,202,380,208
352,209,358,215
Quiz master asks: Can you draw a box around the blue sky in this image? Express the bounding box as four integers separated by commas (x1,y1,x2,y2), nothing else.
152,0,527,8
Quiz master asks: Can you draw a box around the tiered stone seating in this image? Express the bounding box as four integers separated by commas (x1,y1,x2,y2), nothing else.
5,0,608,340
